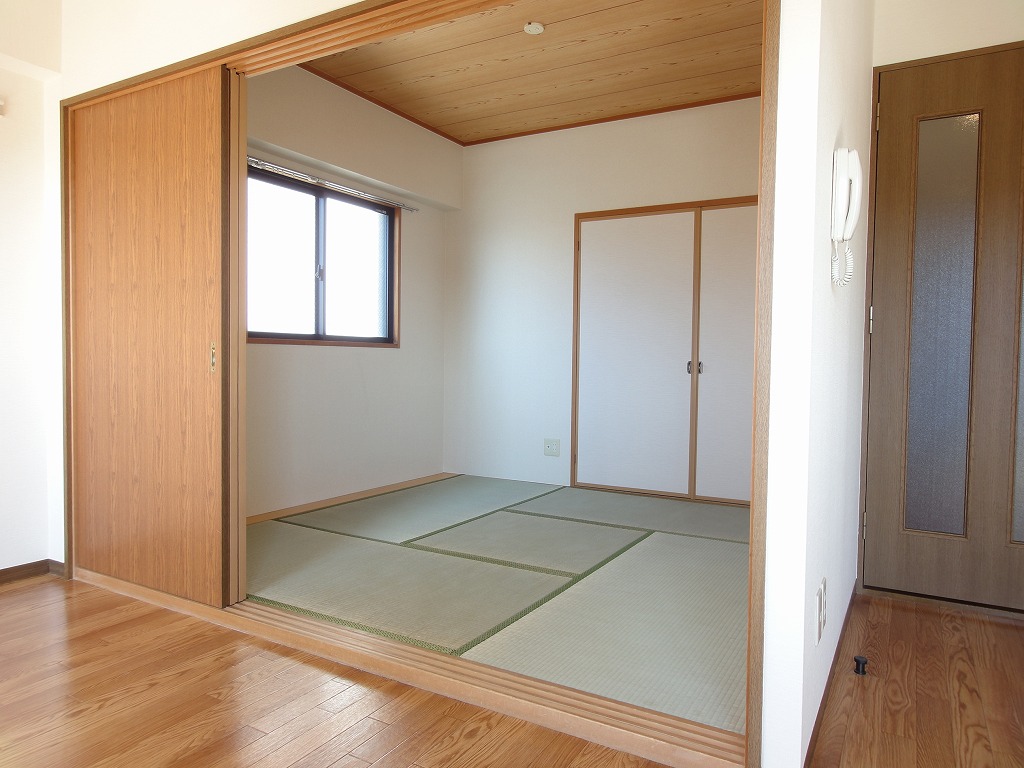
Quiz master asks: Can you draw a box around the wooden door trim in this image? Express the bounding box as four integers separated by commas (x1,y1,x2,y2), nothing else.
577,197,759,224
689,210,703,496
746,0,780,764
856,66,882,594
227,69,248,605
874,39,1024,75
60,95,75,579
572,480,750,509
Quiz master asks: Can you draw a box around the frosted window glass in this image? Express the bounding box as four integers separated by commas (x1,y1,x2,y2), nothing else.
904,114,979,536
325,199,389,338
247,177,316,334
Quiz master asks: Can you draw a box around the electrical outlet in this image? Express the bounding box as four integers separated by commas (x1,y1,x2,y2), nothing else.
543,438,560,457
815,578,827,646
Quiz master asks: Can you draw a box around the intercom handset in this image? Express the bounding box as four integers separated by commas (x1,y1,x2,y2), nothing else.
830,148,862,287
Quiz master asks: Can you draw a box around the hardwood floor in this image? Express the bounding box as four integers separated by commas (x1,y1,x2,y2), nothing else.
0,576,666,768
808,592,1024,768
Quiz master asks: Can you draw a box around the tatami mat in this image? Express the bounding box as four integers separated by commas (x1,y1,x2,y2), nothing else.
510,487,749,543
287,475,558,543
247,521,569,653
463,532,748,732
411,511,646,576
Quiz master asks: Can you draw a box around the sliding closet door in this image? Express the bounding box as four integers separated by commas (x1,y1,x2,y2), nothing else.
575,212,694,494
694,204,757,502
68,67,234,607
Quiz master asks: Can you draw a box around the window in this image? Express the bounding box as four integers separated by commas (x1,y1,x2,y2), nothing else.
247,167,398,345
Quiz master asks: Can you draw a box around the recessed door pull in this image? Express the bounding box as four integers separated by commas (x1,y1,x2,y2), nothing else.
210,342,216,373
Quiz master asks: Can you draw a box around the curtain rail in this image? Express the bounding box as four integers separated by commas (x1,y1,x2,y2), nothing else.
246,157,418,212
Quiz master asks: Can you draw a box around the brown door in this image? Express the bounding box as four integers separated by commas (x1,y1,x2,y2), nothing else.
68,67,236,607
863,46,1024,610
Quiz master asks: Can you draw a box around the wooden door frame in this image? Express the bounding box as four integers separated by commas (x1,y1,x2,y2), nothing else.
61,0,781,764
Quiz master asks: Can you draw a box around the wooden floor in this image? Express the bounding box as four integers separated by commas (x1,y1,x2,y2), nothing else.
808,593,1024,768
0,575,667,768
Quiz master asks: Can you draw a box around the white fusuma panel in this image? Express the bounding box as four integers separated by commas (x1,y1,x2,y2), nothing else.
576,212,695,494
695,205,757,502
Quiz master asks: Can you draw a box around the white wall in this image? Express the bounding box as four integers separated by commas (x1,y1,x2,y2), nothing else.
245,68,454,516
760,2,1023,762
0,0,60,75
874,0,1024,66
0,66,53,569
761,0,873,765
245,204,446,515
0,1,62,570
444,99,761,484
247,68,461,210
61,0,363,98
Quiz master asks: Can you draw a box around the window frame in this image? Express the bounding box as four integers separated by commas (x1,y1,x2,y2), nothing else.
246,166,400,348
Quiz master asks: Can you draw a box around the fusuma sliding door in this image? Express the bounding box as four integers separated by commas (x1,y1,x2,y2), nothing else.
575,211,695,495
67,66,242,607
695,205,758,501
573,200,756,503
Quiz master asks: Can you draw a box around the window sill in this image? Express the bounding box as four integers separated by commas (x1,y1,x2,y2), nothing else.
246,336,399,349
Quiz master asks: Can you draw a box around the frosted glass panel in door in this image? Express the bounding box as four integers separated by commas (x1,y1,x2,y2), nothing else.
576,212,694,494
904,114,979,536
695,206,757,501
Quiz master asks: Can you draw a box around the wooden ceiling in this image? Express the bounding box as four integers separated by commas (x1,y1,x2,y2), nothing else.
300,0,763,145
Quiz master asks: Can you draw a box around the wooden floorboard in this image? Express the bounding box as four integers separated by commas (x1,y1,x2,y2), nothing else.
0,576,668,768
808,593,1024,767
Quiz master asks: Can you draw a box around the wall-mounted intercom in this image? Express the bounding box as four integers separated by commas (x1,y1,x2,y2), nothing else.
830,147,862,287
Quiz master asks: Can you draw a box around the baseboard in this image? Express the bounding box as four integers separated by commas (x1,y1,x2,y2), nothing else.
802,587,857,767
0,559,65,585
75,567,744,768
246,473,461,525
860,583,1024,620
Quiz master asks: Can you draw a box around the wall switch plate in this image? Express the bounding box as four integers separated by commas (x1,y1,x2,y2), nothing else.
815,578,827,646
544,438,560,457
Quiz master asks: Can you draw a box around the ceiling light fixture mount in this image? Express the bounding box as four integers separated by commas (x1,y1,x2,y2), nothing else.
523,21,545,35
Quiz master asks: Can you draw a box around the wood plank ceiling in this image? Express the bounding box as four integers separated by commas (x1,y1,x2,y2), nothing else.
300,0,763,145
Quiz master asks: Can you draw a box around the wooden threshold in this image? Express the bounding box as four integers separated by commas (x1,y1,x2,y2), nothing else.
75,568,744,768
246,472,460,524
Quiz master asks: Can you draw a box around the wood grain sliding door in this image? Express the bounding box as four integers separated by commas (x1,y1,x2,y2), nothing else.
67,67,236,607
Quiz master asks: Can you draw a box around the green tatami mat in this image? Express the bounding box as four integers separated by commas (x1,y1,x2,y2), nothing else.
510,487,749,543
412,511,645,575
247,521,569,652
463,533,748,732
288,475,558,543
